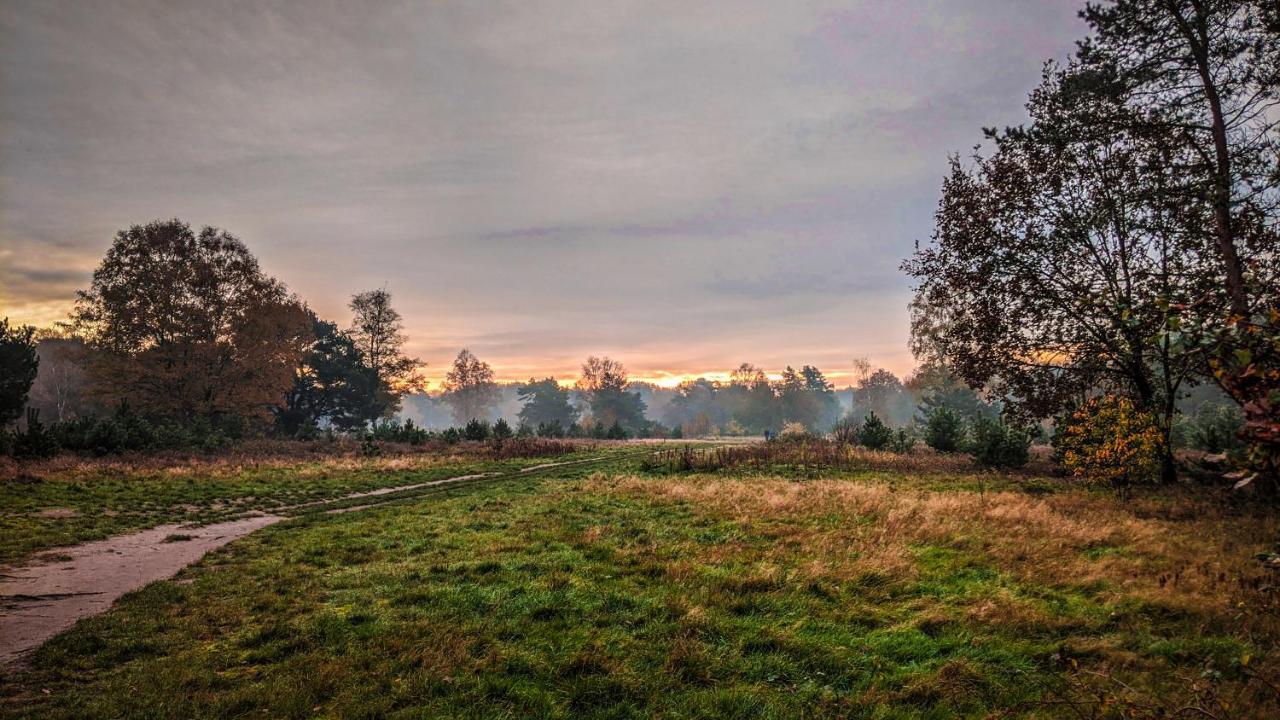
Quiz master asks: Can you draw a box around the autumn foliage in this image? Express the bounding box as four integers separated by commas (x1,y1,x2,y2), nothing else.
1058,395,1164,492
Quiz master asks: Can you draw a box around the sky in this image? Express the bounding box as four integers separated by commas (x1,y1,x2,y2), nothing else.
0,0,1086,388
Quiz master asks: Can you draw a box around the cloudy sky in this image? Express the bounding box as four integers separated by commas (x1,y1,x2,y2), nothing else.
0,0,1085,387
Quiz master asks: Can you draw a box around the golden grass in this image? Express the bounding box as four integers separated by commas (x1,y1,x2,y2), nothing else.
591,472,1278,628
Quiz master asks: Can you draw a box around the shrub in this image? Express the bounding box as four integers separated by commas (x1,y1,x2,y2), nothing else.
440,427,461,444
605,421,629,440
536,420,565,438
967,417,1030,468
831,417,860,445
858,412,894,450
516,422,534,437
723,419,747,437
492,418,513,440
923,406,967,453
463,418,491,441
669,424,683,439
1185,403,1245,454
1057,394,1164,492
889,427,918,454
11,408,60,459
778,421,811,442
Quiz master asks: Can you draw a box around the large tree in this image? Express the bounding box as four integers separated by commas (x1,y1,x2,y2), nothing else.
0,318,39,425
441,348,500,424
516,377,578,429
1073,0,1280,484
904,67,1204,481
577,356,647,433
348,288,423,418
71,220,312,422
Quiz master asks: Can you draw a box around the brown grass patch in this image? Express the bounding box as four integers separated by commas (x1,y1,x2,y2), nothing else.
590,473,1278,627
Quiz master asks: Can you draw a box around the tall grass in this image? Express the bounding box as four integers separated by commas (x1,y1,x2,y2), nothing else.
640,439,975,474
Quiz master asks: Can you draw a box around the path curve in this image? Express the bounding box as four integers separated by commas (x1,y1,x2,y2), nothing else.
0,452,640,665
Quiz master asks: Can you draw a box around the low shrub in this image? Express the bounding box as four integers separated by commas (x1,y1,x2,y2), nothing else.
463,419,491,441
778,421,812,442
923,406,967,453
967,417,1030,468
858,412,894,450
831,417,860,445
1056,394,1164,492
11,409,59,459
889,427,918,454
492,418,513,440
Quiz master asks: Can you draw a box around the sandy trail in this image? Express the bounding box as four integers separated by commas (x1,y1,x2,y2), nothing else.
0,515,281,665
0,453,627,666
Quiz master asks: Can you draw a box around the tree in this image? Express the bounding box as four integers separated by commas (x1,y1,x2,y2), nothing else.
0,318,39,425
1076,0,1279,321
71,219,312,422
664,378,726,431
726,362,776,433
274,312,380,434
27,333,93,423
577,356,647,433
1074,1,1280,485
923,406,967,453
903,66,1204,482
908,361,997,425
516,377,578,429
442,349,500,424
800,366,842,430
859,411,893,450
348,288,424,418
850,368,910,427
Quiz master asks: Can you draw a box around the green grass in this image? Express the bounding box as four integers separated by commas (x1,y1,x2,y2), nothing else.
0,448,625,564
2,459,1274,718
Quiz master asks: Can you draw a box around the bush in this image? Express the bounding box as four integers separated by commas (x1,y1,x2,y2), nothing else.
1056,394,1164,492
968,417,1030,468
889,427,918,454
369,418,428,444
440,427,461,444
923,406,967,453
858,412,894,450
605,421,629,440
831,417,860,445
536,421,565,438
492,418,513,440
669,424,683,439
463,419,491,441
1184,403,1245,454
11,408,59,459
516,422,534,437
778,421,811,442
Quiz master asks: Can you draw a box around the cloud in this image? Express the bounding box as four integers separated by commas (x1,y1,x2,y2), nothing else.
0,0,1086,379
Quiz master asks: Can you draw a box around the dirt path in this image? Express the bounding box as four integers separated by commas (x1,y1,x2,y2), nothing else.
0,453,633,666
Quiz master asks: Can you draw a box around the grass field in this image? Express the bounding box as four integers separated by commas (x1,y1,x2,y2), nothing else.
2,448,1278,718
0,441,611,564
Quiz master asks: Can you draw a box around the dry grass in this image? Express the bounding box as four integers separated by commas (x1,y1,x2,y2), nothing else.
642,440,980,475
0,437,605,483
598,473,1275,612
